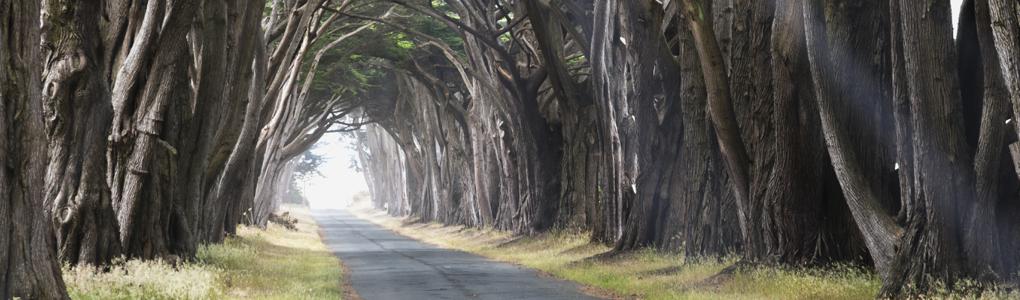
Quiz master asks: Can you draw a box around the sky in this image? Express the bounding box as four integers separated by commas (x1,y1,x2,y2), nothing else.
953,0,964,33
300,0,965,210
300,133,369,210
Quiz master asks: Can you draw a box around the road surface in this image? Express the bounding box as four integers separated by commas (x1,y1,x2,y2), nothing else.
314,209,601,300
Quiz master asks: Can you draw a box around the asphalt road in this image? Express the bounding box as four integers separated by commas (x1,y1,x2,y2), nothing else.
314,209,601,300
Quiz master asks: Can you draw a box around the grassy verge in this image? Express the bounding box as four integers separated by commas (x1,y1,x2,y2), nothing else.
64,206,343,299
349,205,882,300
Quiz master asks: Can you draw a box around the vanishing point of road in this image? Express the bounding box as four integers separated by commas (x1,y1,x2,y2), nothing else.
314,209,601,300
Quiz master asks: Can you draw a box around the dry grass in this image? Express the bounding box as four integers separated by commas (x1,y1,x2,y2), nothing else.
64,258,221,300
65,206,343,300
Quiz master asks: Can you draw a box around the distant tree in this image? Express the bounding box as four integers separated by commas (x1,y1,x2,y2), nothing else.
282,149,326,206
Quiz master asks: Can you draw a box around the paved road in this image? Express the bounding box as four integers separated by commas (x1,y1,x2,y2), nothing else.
314,209,600,300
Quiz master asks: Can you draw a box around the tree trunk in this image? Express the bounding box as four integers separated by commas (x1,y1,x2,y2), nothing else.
0,0,69,297
199,0,265,242
208,10,267,241
965,0,1015,279
659,17,742,255
588,0,643,244
985,0,1020,154
883,0,977,294
108,0,199,260
182,0,230,242
803,0,903,280
606,0,687,250
761,0,866,264
41,0,122,266
727,0,774,259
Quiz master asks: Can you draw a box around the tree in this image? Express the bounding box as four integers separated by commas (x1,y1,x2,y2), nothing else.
196,0,266,243
679,0,863,264
41,0,122,266
0,0,69,297
107,0,201,259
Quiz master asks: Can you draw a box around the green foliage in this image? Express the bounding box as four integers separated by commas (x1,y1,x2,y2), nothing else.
295,150,325,181
291,1,468,114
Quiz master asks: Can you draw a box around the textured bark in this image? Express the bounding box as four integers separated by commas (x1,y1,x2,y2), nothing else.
41,0,122,266
588,0,635,243
761,0,864,264
596,0,741,254
682,0,752,225
0,0,69,297
108,0,200,259
525,0,596,229
884,0,977,294
199,0,265,242
680,0,859,263
99,0,135,84
606,0,687,251
800,0,1020,294
986,0,1020,149
659,19,742,255
803,0,903,279
966,0,1014,279
728,0,772,150
182,0,230,242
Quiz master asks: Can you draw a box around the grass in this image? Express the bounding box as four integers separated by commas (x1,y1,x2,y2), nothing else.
64,206,344,300
350,204,966,300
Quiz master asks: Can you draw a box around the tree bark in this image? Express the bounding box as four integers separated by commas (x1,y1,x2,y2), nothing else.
108,0,200,260
985,0,1020,154
660,16,742,255
588,0,635,243
41,0,122,266
803,0,903,280
0,0,69,297
182,0,231,242
884,0,977,294
207,3,267,241
762,0,865,264
965,0,1014,279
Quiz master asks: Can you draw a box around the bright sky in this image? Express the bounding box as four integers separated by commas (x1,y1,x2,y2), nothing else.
300,133,368,210
953,0,964,33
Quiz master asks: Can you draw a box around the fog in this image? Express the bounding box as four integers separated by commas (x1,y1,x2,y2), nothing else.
300,134,368,210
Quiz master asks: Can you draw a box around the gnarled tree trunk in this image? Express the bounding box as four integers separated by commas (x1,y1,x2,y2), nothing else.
108,0,200,260
41,0,122,266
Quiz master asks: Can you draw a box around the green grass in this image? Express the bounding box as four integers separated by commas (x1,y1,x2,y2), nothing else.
65,207,344,299
349,206,881,300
